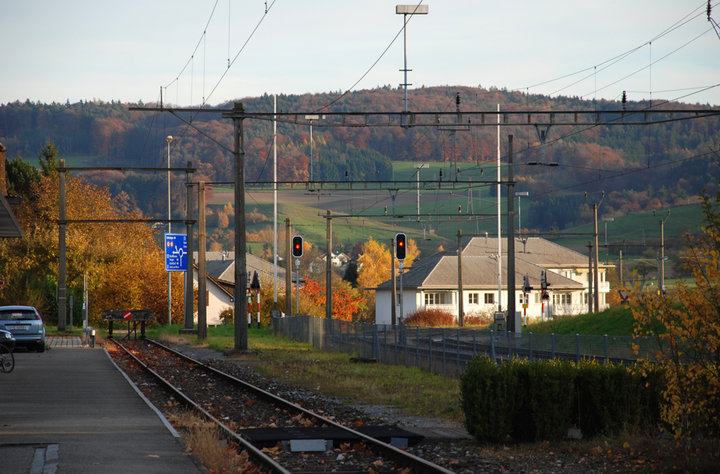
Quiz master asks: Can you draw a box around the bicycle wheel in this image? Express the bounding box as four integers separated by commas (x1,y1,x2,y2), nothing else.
0,344,14,373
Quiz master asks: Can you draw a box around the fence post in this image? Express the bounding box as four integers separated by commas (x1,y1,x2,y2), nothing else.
551,333,556,359
490,329,496,362
442,328,447,376
403,325,408,366
456,328,461,375
604,333,609,363
576,333,580,364
428,329,432,373
415,326,419,367
529,332,533,362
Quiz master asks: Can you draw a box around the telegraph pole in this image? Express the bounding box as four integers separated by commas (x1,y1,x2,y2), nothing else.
197,181,207,340
325,210,333,319
391,237,397,326
183,161,194,332
224,103,248,351
58,159,67,331
506,135,516,332
457,229,464,327
285,218,292,317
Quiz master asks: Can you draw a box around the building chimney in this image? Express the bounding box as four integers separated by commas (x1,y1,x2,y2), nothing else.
0,142,7,196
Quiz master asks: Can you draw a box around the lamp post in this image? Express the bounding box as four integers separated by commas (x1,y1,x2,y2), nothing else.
166,135,173,326
415,163,428,221
654,210,670,294
304,115,318,182
396,4,429,126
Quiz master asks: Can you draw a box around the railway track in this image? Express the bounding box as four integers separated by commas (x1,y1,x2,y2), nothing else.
107,338,454,473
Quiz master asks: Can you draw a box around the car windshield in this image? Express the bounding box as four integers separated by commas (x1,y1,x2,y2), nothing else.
0,310,38,321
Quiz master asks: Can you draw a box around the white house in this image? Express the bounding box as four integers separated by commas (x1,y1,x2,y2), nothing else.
192,252,287,325
374,236,612,325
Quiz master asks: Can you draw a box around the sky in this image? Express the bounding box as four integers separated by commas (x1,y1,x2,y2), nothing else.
2,0,719,107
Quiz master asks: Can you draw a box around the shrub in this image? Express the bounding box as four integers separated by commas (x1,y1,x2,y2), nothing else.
461,356,664,443
404,308,455,327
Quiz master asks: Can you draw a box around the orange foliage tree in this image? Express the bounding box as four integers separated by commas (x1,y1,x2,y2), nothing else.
0,162,183,325
300,279,366,321
631,185,720,440
356,236,419,321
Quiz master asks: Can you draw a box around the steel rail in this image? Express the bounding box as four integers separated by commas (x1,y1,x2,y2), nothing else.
144,338,456,474
109,339,291,474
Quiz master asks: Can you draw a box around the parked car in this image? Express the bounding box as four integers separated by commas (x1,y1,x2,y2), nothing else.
0,306,46,352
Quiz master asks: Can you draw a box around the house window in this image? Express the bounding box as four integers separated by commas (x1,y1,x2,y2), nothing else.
425,292,446,305
553,293,572,305
484,293,495,304
468,293,479,305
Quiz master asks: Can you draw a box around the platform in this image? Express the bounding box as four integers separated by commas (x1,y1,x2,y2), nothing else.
0,346,204,473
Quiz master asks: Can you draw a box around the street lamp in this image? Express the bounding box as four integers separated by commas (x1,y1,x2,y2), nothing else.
166,135,173,326
304,115,323,182
654,210,670,294
396,4,429,125
415,163,428,221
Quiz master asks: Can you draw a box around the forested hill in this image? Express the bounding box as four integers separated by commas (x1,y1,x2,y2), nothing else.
0,86,718,231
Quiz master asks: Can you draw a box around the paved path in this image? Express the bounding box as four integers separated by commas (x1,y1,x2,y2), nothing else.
0,346,204,473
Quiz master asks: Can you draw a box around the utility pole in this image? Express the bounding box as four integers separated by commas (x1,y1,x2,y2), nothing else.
325,210,332,319
197,182,207,340
391,237,397,326
457,229,464,327
587,242,593,313
656,210,670,295
506,135,516,332
58,159,67,332
285,218,292,317
224,103,248,351
586,191,604,313
183,161,194,332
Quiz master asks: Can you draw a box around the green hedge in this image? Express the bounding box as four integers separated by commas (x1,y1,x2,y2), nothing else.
460,356,663,443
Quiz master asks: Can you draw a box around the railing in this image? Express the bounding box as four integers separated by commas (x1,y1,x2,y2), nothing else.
272,315,656,379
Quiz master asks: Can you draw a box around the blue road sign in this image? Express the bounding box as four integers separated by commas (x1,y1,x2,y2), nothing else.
165,233,187,271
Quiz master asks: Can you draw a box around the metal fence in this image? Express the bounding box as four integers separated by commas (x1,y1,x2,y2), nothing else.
272,315,657,379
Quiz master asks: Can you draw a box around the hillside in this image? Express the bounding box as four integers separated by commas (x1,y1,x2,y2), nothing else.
1,86,718,255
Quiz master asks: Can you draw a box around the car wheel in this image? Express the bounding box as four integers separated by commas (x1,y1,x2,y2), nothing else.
37,343,45,353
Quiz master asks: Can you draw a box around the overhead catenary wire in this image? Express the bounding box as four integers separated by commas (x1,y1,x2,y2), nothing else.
514,2,711,99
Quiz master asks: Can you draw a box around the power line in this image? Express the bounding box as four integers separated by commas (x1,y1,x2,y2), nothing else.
316,1,426,112
514,2,710,98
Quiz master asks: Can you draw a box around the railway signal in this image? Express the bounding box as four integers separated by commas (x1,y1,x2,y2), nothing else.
292,235,303,258
395,233,407,260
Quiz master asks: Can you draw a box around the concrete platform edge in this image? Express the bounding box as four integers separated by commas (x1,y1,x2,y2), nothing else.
103,348,181,438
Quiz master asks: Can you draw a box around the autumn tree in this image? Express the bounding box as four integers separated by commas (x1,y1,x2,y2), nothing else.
631,183,720,440
356,236,419,321
300,278,366,321
0,167,183,325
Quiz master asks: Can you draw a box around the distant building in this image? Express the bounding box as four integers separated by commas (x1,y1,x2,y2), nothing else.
192,251,287,325
374,236,612,325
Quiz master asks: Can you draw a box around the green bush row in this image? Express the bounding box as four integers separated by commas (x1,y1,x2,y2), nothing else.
460,356,664,443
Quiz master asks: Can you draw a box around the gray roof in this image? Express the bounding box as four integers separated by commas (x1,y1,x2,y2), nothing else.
0,194,22,238
463,236,589,267
194,251,286,284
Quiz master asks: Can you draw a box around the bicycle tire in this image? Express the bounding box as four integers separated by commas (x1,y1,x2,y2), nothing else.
0,344,14,373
